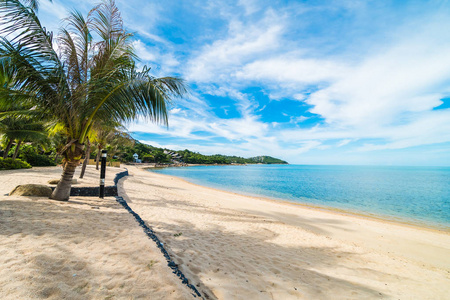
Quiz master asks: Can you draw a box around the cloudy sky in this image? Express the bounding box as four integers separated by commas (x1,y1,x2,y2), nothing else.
38,0,450,166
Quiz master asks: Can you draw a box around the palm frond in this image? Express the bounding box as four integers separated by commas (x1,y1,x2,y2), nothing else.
21,0,53,12
0,0,57,63
1,0,188,152
90,0,123,41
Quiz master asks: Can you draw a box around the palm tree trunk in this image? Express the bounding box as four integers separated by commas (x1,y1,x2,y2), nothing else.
50,141,84,201
3,138,13,159
79,138,90,179
96,144,101,170
12,140,22,160
50,160,79,201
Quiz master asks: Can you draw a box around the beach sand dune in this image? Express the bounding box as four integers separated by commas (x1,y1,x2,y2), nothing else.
120,166,450,300
0,166,193,299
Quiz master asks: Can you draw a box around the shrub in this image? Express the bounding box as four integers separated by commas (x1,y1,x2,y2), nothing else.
19,145,56,166
20,152,56,166
142,154,154,163
0,158,32,170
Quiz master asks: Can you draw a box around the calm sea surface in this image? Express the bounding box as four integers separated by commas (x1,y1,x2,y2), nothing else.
150,165,450,229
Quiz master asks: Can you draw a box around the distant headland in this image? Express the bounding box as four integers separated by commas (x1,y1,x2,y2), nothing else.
123,141,288,165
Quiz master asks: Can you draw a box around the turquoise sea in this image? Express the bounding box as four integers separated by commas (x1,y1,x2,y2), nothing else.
150,165,450,229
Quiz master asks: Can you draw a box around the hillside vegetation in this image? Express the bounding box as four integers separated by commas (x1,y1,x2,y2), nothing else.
116,141,288,165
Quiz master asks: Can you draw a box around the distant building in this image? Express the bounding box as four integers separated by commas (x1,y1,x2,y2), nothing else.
164,150,183,162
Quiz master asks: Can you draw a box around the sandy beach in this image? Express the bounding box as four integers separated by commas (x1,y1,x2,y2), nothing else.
120,166,450,300
1,165,449,299
0,166,193,299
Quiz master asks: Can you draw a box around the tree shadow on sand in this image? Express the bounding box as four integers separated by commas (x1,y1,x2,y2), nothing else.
116,178,403,300
143,218,392,300
0,197,188,299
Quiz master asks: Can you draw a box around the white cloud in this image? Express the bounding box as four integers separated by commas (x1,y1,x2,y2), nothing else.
336,139,352,147
132,40,180,75
237,0,260,15
40,0,68,20
185,10,284,83
32,0,450,165
129,109,268,142
236,56,348,84
307,38,450,127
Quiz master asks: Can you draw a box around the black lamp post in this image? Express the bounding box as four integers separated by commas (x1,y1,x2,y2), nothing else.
99,150,107,198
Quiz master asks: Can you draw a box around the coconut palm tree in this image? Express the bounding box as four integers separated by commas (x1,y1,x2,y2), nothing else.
0,103,49,160
0,117,47,159
0,0,187,200
79,120,121,178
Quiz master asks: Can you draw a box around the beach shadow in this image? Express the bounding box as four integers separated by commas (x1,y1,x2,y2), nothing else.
0,198,124,241
143,217,390,300
28,244,95,299
118,180,405,300
0,196,196,299
116,174,395,298
121,189,346,237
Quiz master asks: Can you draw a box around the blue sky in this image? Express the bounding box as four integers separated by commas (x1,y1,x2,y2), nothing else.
38,0,450,166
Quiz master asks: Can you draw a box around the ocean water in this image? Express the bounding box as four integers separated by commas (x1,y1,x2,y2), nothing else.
150,165,450,229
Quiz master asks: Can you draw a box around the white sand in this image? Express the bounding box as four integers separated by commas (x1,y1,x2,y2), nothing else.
119,166,450,300
1,165,449,300
0,166,193,299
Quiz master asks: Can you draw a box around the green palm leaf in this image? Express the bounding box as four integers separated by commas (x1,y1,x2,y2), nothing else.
0,0,188,200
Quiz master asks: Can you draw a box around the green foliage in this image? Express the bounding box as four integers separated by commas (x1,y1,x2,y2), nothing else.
142,154,154,163
248,156,288,164
19,145,56,166
0,157,31,170
174,150,288,165
84,134,289,165
0,0,187,163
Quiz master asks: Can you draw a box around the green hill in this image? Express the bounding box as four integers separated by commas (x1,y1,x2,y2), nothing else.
248,156,288,164
114,141,288,165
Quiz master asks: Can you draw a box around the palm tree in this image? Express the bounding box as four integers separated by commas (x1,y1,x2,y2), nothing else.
90,121,125,170
0,118,47,159
0,105,48,160
0,0,187,200
79,120,120,178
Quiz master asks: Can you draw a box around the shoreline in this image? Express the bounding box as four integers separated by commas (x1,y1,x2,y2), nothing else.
122,165,450,299
145,167,450,234
1,165,449,299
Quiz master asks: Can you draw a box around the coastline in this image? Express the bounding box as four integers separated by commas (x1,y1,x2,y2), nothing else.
122,165,450,299
1,165,449,299
146,165,450,233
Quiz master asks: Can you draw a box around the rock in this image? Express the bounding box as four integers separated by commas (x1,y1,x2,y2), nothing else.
48,178,77,185
10,184,52,197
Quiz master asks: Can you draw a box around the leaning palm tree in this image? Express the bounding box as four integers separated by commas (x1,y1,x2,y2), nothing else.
0,0,187,200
